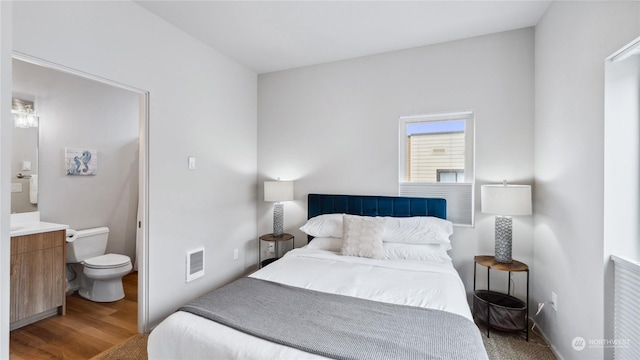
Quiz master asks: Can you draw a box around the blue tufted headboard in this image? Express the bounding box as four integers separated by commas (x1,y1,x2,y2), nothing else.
307,194,447,242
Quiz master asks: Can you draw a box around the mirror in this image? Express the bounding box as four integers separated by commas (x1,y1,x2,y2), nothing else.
10,99,38,213
12,58,43,214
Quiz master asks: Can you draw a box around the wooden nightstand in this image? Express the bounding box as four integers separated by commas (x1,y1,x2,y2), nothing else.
259,233,294,268
473,255,529,341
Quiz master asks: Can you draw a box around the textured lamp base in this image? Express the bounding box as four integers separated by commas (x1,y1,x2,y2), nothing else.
273,203,284,237
494,216,513,263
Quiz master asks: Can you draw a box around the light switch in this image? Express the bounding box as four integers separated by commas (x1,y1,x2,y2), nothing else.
188,157,196,170
11,183,23,193
22,161,31,171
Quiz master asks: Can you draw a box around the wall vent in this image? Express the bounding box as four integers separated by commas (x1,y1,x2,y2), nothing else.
186,247,205,282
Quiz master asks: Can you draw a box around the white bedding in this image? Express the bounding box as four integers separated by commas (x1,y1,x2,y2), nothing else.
148,248,472,359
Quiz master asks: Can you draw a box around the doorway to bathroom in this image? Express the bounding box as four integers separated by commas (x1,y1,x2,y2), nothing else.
9,53,149,358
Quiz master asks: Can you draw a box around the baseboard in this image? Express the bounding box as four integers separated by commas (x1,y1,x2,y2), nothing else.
530,317,565,360
10,308,59,330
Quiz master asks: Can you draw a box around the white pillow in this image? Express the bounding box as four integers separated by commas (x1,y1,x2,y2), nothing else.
301,214,453,247
306,237,343,252
382,216,453,247
340,214,385,259
383,242,451,263
299,213,344,238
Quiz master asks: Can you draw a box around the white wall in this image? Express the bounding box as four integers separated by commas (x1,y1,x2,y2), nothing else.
13,59,140,259
533,2,639,359
6,1,257,340
258,28,535,299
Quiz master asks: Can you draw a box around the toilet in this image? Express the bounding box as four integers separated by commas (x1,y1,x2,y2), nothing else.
65,227,132,302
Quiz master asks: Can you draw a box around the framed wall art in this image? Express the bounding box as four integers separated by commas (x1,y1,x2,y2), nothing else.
65,148,98,176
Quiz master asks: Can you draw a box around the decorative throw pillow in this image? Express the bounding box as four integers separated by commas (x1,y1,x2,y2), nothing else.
340,215,385,259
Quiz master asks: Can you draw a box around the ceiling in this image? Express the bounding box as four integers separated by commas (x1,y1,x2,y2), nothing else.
135,1,551,74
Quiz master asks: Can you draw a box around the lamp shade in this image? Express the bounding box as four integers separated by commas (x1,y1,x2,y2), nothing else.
264,181,294,202
481,183,532,216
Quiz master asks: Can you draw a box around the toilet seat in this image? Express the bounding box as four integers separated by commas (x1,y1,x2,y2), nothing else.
84,253,131,269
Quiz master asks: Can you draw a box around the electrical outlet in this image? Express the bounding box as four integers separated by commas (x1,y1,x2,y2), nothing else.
233,248,239,260
551,292,558,311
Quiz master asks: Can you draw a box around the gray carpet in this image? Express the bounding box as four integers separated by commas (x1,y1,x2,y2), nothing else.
478,322,557,360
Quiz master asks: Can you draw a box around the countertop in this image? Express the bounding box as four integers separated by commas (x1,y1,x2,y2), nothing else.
10,222,69,237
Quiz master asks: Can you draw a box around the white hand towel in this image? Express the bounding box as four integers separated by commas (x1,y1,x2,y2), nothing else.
29,174,38,204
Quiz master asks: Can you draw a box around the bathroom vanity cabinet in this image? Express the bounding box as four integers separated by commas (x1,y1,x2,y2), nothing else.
10,229,66,330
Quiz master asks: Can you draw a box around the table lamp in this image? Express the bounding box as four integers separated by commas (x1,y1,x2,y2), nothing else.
264,180,294,237
481,181,532,263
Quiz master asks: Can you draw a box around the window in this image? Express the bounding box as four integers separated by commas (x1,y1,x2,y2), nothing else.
399,111,474,226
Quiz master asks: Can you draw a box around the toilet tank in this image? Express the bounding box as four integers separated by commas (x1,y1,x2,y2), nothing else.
66,227,109,263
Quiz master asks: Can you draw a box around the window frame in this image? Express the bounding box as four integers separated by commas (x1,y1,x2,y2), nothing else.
398,111,475,227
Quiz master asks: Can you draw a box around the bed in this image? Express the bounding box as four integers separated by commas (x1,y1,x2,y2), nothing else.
148,194,488,360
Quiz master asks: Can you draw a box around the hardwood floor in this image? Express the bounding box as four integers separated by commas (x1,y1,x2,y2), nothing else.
10,272,138,360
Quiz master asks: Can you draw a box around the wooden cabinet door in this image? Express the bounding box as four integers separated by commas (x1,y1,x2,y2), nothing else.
15,247,64,320
10,254,21,323
10,230,66,324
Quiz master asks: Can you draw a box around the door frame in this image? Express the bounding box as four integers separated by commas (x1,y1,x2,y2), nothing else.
11,51,150,333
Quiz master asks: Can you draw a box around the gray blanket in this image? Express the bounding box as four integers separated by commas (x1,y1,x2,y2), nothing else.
179,277,488,360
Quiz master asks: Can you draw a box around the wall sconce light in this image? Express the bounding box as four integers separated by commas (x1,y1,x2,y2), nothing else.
12,98,39,128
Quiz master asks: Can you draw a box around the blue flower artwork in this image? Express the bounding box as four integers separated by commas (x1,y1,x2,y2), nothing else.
65,148,97,176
